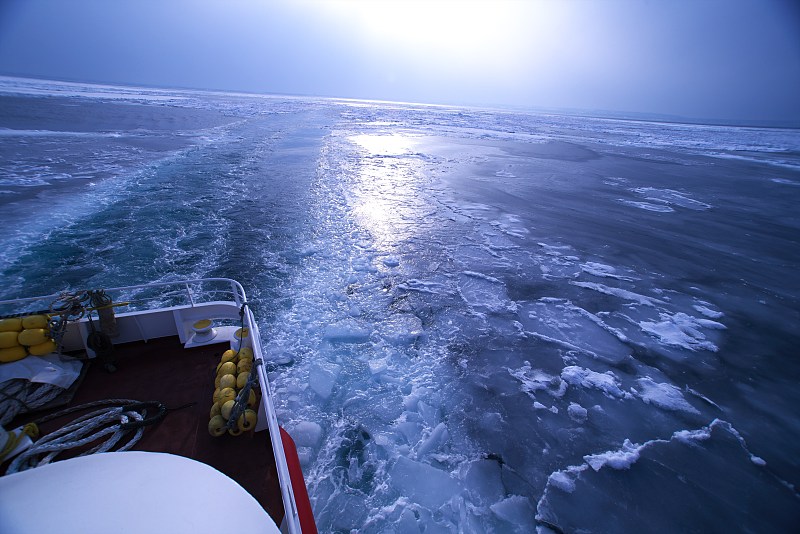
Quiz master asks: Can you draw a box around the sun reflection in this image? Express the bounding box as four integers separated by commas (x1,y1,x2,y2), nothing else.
348,133,428,250
350,133,418,156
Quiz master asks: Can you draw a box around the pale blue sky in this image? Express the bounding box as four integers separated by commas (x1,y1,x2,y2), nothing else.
1,0,798,123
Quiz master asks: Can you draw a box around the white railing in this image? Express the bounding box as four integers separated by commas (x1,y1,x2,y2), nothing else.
0,278,247,315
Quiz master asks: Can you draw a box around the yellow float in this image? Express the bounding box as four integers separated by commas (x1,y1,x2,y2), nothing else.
18,328,49,347
0,331,21,349
0,318,22,332
0,346,27,363
21,315,49,329
28,339,57,356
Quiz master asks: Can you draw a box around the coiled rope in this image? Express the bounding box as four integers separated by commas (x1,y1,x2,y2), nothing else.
0,380,63,427
5,399,170,475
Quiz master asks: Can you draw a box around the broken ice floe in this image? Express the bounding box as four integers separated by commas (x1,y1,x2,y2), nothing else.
692,304,724,319
508,362,567,399
632,187,712,210
580,261,637,281
638,311,726,352
568,402,589,423
570,281,660,306
517,299,631,363
631,377,699,414
458,271,516,313
560,365,632,400
618,199,675,212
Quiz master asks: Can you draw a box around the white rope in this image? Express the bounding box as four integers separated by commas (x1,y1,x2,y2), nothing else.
7,404,146,475
0,380,64,427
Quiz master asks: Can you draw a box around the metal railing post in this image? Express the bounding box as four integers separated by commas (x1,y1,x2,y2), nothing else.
185,283,195,307
231,281,242,307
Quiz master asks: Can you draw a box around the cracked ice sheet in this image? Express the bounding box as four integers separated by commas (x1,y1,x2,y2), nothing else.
517,298,631,364
537,420,797,533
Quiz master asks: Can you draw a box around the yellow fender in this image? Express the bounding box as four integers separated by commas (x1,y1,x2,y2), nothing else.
0,318,22,332
21,315,49,329
18,329,49,346
0,331,21,349
0,346,27,363
28,339,57,356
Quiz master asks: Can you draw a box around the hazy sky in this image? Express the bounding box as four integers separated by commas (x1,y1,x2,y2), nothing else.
1,0,798,123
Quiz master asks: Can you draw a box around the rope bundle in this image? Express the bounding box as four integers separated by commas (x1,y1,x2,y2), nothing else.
6,399,157,475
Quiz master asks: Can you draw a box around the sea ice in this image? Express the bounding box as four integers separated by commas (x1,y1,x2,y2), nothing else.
568,402,588,423
308,361,341,400
560,365,631,399
291,420,324,448
638,312,724,352
632,377,699,414
692,304,724,319
458,271,515,313
415,422,448,459
390,456,461,509
382,255,400,267
463,459,505,506
632,188,712,210
546,465,588,493
580,261,635,281
322,319,371,343
368,357,388,375
517,299,631,363
570,281,659,306
584,439,642,471
508,362,567,400
379,313,423,345
490,495,537,531
617,199,675,212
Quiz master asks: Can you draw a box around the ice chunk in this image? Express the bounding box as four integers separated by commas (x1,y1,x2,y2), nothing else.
390,456,461,509
638,312,723,351
458,271,515,313
383,256,400,267
351,256,377,272
368,357,388,375
292,420,324,448
692,304,724,319
322,319,371,343
580,262,635,281
396,421,423,445
584,439,642,471
571,281,659,306
560,365,631,399
490,495,537,530
618,199,675,212
478,412,503,430
416,422,448,458
568,402,588,423
547,470,577,493
397,279,452,295
545,463,590,496
517,299,631,363
309,361,341,400
632,187,712,210
464,459,505,505
632,377,699,414
508,363,566,399
263,341,293,365
380,314,423,345
296,447,314,466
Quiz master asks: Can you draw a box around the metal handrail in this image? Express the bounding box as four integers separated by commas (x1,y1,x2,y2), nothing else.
0,278,248,310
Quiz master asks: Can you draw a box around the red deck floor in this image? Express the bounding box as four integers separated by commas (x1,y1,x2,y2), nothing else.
9,336,285,524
